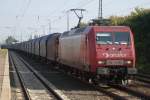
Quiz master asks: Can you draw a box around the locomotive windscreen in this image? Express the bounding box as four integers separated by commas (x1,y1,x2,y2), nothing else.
96,32,130,45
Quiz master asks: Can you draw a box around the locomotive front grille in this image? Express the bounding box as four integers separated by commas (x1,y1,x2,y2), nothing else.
106,60,124,65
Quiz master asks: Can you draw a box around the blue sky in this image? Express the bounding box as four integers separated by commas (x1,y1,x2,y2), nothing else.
0,0,150,43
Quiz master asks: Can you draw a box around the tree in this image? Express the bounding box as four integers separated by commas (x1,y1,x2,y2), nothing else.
5,36,18,44
79,22,88,27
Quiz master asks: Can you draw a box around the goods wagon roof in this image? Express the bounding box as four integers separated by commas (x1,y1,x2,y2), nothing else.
40,34,52,43
40,33,61,43
35,37,43,45
47,33,61,40
32,38,38,44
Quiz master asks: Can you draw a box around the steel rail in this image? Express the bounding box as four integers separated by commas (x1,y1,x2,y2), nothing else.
137,74,150,79
135,74,150,83
9,53,31,100
15,52,67,100
57,68,130,100
109,84,150,99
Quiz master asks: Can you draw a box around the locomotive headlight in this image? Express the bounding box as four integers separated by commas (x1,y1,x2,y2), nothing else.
125,60,132,64
98,61,105,64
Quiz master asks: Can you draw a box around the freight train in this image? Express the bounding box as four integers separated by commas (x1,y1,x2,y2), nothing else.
8,26,137,85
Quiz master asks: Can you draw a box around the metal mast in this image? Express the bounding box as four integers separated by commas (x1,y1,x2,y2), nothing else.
66,11,70,31
48,19,51,33
98,0,102,20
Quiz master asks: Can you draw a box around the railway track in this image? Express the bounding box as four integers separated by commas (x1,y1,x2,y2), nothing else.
15,52,112,100
109,84,150,99
9,53,31,100
9,51,69,100
137,74,150,79
93,84,140,100
15,51,143,100
61,70,143,100
135,74,150,83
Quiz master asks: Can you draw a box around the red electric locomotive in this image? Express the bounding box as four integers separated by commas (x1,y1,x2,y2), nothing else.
59,26,137,84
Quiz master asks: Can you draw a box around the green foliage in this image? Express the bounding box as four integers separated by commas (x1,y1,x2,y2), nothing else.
5,36,18,45
109,8,150,73
79,22,88,27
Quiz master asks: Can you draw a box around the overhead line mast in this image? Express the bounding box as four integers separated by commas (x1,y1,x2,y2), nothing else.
98,0,103,20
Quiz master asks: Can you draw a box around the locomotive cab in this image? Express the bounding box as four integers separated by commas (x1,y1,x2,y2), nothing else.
91,26,137,83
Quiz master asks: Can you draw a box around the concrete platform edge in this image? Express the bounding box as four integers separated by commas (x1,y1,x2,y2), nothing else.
0,51,11,100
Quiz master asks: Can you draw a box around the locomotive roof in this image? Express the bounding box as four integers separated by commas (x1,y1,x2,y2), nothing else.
61,25,130,37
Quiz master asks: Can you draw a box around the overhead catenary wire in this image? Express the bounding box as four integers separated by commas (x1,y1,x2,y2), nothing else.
50,0,114,24
47,0,69,17
50,0,95,26
76,0,96,8
11,0,32,42
11,0,150,41
21,0,32,17
35,0,101,33
50,0,95,19
48,0,119,31
51,0,150,32
15,0,32,26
